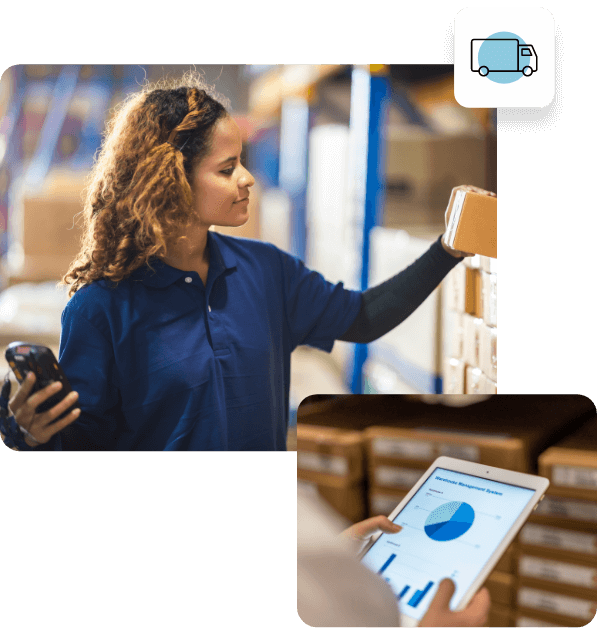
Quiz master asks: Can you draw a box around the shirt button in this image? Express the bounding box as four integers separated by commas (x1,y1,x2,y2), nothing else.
185,277,192,283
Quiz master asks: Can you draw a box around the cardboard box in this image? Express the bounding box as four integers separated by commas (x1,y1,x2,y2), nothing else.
385,131,488,211
480,255,498,274
443,310,465,360
486,378,497,394
444,186,497,258
480,323,498,381
444,263,467,312
484,571,516,607
297,476,366,523
516,576,597,626
481,271,498,328
443,357,466,393
297,424,364,483
529,487,597,532
465,365,486,394
463,315,484,368
519,521,597,561
298,396,596,470
516,546,597,594
465,267,482,317
516,604,578,628
538,419,597,501
297,424,367,523
489,600,512,626
5,183,86,283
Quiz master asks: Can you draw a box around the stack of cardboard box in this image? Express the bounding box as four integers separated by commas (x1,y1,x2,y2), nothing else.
443,254,497,393
296,423,367,523
442,185,497,394
514,420,597,627
6,169,87,286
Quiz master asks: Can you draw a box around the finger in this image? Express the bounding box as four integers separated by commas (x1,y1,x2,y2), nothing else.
344,516,383,539
376,517,403,534
8,377,35,414
26,380,63,413
45,407,82,439
9,371,38,411
432,578,456,610
453,587,491,627
37,391,79,427
357,515,397,532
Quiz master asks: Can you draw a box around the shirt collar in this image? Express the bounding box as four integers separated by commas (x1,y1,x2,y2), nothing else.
131,231,237,289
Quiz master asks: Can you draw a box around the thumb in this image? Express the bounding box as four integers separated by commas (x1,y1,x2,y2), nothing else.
452,586,491,627
427,578,456,612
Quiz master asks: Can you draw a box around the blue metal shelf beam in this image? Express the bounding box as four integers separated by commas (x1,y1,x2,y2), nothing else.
350,68,390,394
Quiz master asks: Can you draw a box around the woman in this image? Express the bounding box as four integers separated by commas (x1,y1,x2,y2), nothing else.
2,73,490,451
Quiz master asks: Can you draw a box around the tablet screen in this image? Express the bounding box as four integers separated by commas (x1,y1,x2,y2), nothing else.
361,467,536,621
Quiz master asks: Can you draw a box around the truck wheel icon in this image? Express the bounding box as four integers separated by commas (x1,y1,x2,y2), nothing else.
479,66,489,76
522,66,533,76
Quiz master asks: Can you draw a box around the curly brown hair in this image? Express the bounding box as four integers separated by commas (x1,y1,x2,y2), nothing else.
57,71,231,298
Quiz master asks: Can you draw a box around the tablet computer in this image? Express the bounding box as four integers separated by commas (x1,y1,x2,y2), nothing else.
359,456,549,626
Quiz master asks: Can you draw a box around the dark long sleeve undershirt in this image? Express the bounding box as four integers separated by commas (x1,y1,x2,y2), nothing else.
338,235,462,344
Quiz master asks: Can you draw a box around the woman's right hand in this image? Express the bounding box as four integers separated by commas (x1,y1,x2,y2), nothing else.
459,185,497,198
420,578,491,627
8,372,81,447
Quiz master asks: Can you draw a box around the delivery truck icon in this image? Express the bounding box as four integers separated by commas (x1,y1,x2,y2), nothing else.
471,38,538,77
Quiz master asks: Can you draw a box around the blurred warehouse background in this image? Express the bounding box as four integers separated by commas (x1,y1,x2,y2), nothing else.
0,64,497,439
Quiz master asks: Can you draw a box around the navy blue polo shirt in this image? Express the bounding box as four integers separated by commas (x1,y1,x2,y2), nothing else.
48,231,361,451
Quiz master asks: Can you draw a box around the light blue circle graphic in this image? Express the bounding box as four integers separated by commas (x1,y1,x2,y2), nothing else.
424,501,475,541
478,32,527,84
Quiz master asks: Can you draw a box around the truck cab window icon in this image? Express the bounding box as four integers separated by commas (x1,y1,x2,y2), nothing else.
471,35,538,83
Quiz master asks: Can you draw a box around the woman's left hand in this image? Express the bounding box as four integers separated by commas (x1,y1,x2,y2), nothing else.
341,515,403,542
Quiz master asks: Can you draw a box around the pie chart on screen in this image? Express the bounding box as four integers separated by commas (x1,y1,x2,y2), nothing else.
424,501,475,541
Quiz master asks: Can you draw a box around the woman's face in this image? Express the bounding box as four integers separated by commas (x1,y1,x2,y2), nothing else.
190,116,255,229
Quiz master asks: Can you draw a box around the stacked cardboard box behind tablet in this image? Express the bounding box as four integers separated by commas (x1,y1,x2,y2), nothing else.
296,396,595,530
514,419,597,627
297,396,595,627
296,395,422,523
443,254,496,393
359,395,594,626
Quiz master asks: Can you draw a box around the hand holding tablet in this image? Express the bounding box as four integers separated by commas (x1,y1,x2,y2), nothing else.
359,456,549,626
342,513,491,626
419,578,490,627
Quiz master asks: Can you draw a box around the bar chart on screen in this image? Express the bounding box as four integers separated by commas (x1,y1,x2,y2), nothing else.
375,550,443,609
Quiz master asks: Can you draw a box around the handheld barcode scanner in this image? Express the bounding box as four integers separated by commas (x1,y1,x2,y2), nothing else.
4,342,80,420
